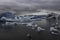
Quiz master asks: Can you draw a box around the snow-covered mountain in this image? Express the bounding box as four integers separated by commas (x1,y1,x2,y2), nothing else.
0,12,47,23
0,12,15,19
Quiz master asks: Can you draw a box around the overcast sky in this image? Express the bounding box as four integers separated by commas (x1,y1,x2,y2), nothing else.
0,0,60,15
0,0,60,7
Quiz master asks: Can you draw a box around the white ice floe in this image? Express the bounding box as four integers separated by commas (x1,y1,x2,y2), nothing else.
37,27,45,32
26,23,33,27
50,27,59,34
50,27,58,31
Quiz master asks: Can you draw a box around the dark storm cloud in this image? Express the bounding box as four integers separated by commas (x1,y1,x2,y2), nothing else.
0,0,60,15
15,0,60,7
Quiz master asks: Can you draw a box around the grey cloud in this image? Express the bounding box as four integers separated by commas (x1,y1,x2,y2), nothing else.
0,0,60,15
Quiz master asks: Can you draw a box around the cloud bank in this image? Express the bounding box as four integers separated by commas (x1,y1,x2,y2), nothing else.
0,0,60,15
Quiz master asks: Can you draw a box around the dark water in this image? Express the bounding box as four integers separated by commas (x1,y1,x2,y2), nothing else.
0,22,60,40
